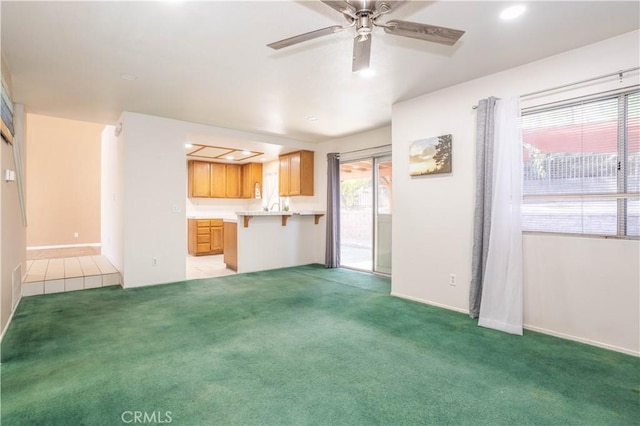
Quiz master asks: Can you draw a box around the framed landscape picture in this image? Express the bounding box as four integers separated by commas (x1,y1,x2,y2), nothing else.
409,134,452,176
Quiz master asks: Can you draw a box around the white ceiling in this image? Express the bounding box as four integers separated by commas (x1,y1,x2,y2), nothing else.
1,1,639,143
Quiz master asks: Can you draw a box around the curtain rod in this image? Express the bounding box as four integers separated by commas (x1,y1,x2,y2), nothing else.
471,66,639,109
339,143,391,155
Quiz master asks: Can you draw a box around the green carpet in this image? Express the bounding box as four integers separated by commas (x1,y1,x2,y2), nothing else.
1,265,638,425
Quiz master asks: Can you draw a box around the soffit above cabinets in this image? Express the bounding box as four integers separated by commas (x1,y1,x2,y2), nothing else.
187,144,263,163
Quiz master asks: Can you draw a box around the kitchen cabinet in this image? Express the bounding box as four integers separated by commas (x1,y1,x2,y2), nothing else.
188,161,211,197
223,221,238,271
188,219,224,255
279,150,314,196
189,160,262,199
242,162,263,199
225,164,242,198
210,163,227,198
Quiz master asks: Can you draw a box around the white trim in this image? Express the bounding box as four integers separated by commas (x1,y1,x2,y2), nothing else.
0,296,21,344
523,324,639,357
390,292,469,315
27,243,101,251
392,291,639,357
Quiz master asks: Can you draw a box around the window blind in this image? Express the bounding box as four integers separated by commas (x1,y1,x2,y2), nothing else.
521,90,639,237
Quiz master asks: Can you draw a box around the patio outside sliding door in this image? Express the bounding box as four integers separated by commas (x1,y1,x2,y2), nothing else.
339,155,392,274
340,160,373,270
374,156,392,274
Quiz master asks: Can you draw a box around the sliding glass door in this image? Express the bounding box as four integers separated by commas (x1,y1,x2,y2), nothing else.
340,156,392,274
374,156,392,274
340,160,373,270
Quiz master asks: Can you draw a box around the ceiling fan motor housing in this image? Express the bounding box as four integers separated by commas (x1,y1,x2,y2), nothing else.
356,14,373,39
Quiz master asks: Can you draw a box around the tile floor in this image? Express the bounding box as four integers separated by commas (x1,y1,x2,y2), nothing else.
22,255,121,296
186,254,236,280
27,246,101,260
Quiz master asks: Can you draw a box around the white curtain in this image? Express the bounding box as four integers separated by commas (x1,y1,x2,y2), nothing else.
478,96,524,335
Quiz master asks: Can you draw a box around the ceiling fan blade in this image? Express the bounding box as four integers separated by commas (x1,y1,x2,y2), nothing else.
267,26,344,50
321,1,357,17
383,20,465,46
352,35,372,72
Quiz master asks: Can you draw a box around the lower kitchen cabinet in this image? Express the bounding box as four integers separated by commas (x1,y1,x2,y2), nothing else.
223,221,237,271
188,219,224,255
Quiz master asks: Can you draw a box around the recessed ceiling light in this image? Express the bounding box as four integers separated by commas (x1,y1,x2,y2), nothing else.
307,116,319,122
185,143,193,148
500,5,526,20
120,73,137,81
359,68,376,78
242,150,251,155
226,156,234,160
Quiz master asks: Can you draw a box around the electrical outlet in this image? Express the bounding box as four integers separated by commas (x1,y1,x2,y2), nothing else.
449,274,456,286
73,232,79,238
171,204,181,213
152,258,158,266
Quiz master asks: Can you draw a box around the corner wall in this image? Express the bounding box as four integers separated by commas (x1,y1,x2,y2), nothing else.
101,122,124,278
103,112,316,287
26,114,103,247
391,30,640,355
1,54,27,337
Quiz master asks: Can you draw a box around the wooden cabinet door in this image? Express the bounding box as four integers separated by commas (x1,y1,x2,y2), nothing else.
189,161,211,197
299,150,314,196
226,164,242,198
210,226,223,254
242,164,250,198
223,221,238,271
242,163,263,199
289,152,301,195
279,155,290,196
210,163,226,198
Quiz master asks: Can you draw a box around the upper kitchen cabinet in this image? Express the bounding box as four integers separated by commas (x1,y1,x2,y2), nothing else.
225,164,242,198
242,162,263,199
210,162,227,198
279,150,314,196
188,160,263,199
188,161,211,197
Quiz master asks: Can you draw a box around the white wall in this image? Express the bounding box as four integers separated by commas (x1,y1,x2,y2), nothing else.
101,122,124,277
391,30,640,355
102,112,317,287
0,55,26,337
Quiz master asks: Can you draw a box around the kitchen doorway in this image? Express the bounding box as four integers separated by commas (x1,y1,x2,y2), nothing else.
339,155,392,274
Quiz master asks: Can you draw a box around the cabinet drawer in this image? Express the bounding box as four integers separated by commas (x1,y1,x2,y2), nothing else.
197,234,211,243
197,243,211,253
196,220,210,227
197,226,210,235
210,219,223,227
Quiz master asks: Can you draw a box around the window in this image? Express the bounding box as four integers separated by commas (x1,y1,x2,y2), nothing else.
521,90,639,237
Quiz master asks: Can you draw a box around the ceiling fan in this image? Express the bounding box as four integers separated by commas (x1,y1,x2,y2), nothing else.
267,1,465,73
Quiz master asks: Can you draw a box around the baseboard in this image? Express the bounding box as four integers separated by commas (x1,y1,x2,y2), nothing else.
391,291,639,357
0,295,21,343
523,324,639,357
390,292,469,315
27,243,101,250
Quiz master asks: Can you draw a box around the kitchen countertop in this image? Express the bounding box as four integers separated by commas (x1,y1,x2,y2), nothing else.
234,210,325,216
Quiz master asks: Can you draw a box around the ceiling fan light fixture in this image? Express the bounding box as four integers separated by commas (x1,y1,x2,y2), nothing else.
185,143,193,148
500,5,526,20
